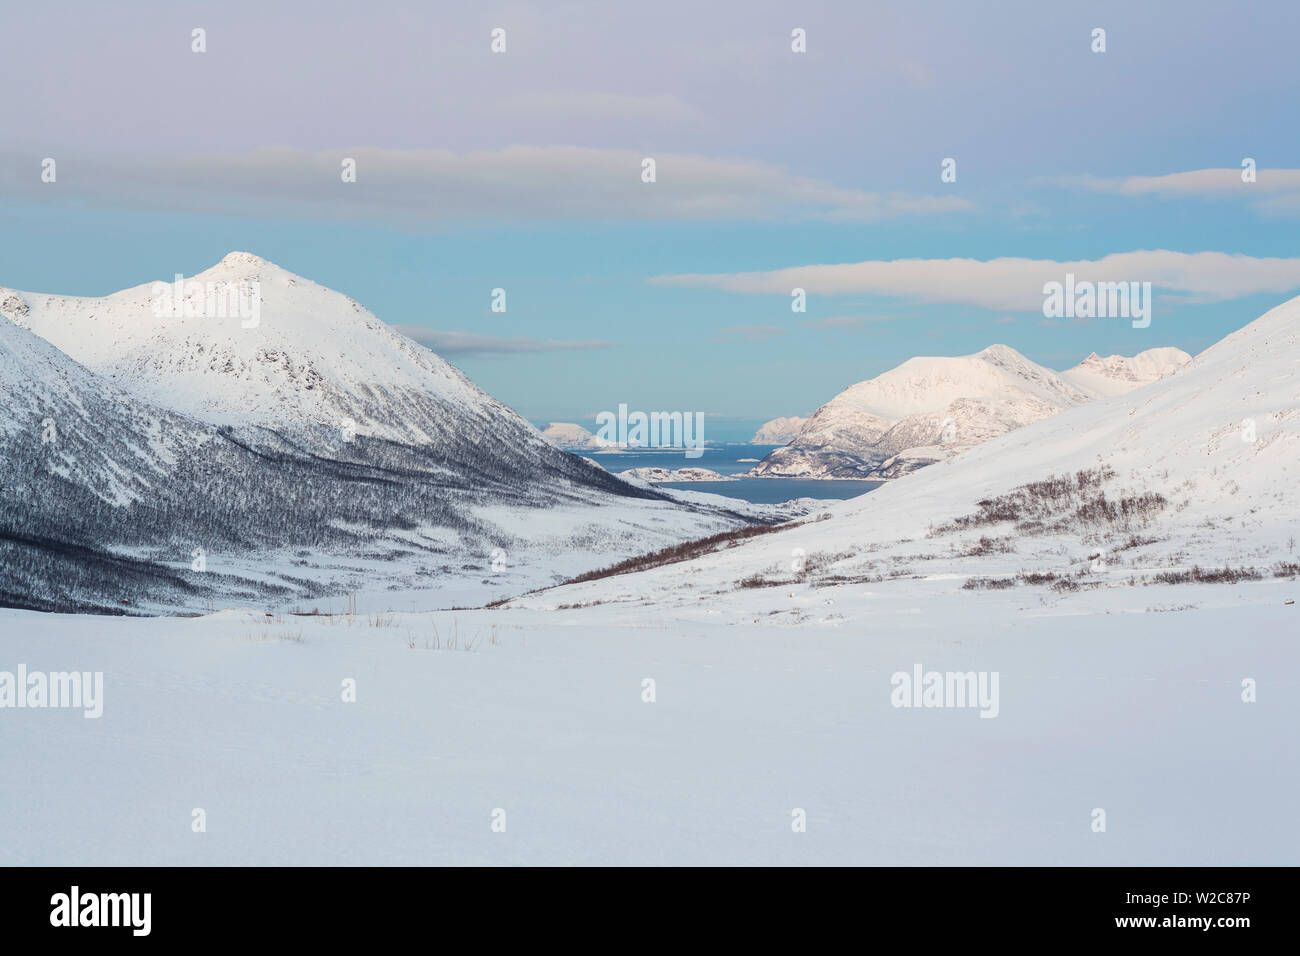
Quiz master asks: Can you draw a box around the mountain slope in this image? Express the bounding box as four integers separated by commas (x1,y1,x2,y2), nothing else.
0,259,760,613
0,313,214,506
0,315,237,611
513,295,1300,614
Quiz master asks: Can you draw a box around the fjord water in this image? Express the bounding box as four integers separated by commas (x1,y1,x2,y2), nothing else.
660,477,883,504
590,444,883,503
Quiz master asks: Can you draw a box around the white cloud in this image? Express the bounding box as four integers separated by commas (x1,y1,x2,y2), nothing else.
1065,168,1300,196
1060,169,1300,217
653,251,1300,311
0,146,973,224
1254,192,1300,217
394,326,614,357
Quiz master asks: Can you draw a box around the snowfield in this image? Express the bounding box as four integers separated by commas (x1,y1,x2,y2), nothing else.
0,578,1294,865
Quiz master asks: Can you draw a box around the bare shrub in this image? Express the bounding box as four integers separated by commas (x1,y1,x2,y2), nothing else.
1113,534,1160,553
931,466,1168,538
797,550,854,577
518,521,793,594
1075,492,1167,528
1020,571,1059,585
1152,565,1265,586
962,576,1017,590
958,535,1015,557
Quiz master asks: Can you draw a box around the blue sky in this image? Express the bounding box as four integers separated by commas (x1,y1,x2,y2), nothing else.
2,0,1299,439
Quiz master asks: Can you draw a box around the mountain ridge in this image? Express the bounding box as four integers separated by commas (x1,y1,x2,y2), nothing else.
748,343,1190,480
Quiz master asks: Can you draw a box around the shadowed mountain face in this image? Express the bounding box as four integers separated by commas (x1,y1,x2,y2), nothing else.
0,258,754,614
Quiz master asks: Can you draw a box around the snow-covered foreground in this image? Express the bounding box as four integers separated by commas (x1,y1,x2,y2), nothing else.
3,290,1296,865
2,576,1295,866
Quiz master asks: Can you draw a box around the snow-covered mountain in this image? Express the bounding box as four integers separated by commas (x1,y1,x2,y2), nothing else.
0,313,213,506
748,343,1186,480
4,253,550,452
541,421,616,451
2,254,633,501
1061,347,1191,397
0,257,759,613
512,295,1300,615
0,315,243,611
751,416,807,444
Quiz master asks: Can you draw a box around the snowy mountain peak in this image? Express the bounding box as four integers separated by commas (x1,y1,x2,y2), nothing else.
825,344,1088,423
194,251,270,283
1062,346,1192,398
977,343,1018,359
749,341,1187,480
5,255,503,443
199,252,309,288
218,250,268,269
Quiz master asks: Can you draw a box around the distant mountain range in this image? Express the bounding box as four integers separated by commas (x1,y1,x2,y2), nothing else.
747,344,1190,479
